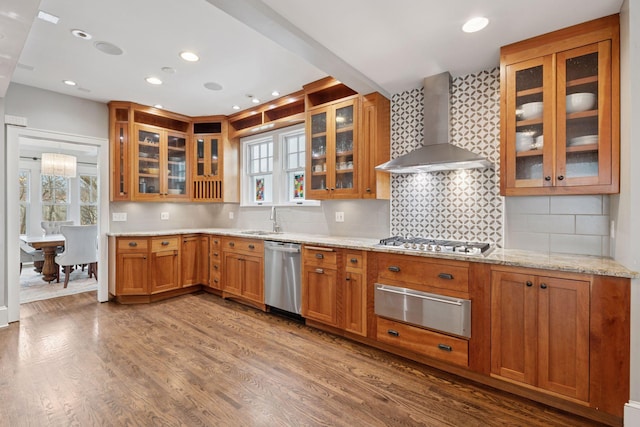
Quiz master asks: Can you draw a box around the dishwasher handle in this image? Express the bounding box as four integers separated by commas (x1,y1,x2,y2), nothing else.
265,242,301,253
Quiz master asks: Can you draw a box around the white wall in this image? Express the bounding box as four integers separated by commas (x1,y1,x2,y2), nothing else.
1,98,6,319
617,1,640,423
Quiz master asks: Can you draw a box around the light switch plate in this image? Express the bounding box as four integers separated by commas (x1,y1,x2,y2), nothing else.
160,212,170,220
112,212,127,222
229,211,234,219
335,212,344,222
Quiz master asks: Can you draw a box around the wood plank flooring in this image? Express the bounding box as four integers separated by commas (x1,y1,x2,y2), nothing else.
0,291,606,426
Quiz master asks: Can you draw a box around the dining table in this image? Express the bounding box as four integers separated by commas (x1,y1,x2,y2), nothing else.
20,234,65,283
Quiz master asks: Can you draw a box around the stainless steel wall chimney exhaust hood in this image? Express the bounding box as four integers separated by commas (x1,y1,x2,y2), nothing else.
376,72,493,173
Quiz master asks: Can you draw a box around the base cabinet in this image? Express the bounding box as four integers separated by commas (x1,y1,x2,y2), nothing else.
150,236,181,294
181,234,209,288
221,237,264,306
208,236,222,290
302,246,340,327
115,237,149,295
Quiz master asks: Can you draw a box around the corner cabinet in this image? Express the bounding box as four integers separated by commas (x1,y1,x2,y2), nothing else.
500,15,620,196
304,78,390,200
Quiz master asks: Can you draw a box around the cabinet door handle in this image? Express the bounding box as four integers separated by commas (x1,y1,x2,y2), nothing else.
438,344,452,352
161,241,170,246
387,329,399,337
544,176,551,181
214,265,218,270
388,266,400,272
526,281,533,287
248,244,255,249
213,252,218,256
315,268,324,274
366,188,371,192
438,273,454,280
315,253,324,259
345,274,351,281
557,175,564,181
540,283,548,289
350,258,358,264
128,242,138,247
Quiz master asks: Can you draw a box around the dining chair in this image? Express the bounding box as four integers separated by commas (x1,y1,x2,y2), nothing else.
19,241,44,274
54,225,98,288
41,220,74,235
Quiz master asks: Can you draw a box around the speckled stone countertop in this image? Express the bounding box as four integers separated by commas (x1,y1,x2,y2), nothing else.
107,228,639,279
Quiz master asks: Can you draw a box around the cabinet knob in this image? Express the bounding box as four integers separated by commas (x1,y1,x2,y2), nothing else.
248,244,255,249
161,241,169,246
229,242,235,247
214,279,219,284
315,253,324,259
540,283,548,289
128,242,138,247
544,176,551,181
350,258,358,264
526,281,533,287
557,175,564,181
366,188,371,192
330,188,335,191
214,265,218,270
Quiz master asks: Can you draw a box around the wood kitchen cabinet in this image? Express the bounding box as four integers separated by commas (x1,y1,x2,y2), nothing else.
343,251,367,336
491,268,589,401
302,245,340,327
221,237,264,308
115,237,149,295
208,235,222,290
180,234,209,288
304,77,390,200
150,236,181,294
500,15,619,196
109,102,132,201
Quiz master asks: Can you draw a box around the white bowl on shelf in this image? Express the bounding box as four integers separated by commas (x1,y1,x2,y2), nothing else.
167,189,182,195
566,93,596,114
568,135,598,147
518,102,543,120
533,135,544,149
515,132,534,152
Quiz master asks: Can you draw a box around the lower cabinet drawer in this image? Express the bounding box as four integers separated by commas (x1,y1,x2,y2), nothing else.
376,317,469,367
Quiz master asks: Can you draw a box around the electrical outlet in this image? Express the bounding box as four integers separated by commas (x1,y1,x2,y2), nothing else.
160,212,170,220
335,212,344,222
112,212,127,222
229,211,234,219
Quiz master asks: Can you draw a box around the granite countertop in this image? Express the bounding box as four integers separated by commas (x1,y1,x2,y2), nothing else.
107,228,639,279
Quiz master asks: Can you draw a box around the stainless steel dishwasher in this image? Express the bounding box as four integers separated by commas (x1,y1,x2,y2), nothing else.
264,241,302,315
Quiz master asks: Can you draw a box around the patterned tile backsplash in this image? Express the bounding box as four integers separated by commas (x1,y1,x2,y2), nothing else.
390,68,504,245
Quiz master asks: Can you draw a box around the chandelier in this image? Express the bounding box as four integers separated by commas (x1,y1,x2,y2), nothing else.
41,153,77,178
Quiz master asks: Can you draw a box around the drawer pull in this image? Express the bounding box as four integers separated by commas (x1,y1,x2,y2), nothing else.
161,241,170,246
388,266,400,272
229,242,235,247
438,273,454,280
438,344,452,352
128,242,138,247
248,244,255,249
315,268,324,274
350,258,358,264
315,253,324,259
387,329,399,337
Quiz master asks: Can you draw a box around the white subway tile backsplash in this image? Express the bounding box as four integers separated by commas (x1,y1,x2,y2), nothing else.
576,215,610,236
602,236,611,257
525,215,575,234
550,195,603,215
506,232,550,252
505,196,550,215
550,234,603,256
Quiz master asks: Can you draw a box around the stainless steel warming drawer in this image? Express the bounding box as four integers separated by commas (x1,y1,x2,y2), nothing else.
374,284,471,338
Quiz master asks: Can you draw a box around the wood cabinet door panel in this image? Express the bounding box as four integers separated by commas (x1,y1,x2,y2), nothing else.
344,271,366,336
150,250,180,293
491,270,537,385
303,267,338,327
223,253,243,296
537,276,590,401
242,255,264,304
180,236,199,287
116,253,148,295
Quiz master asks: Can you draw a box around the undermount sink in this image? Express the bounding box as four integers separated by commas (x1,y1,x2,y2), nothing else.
240,230,282,236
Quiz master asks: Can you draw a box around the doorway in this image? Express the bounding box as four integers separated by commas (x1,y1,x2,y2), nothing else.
6,126,109,323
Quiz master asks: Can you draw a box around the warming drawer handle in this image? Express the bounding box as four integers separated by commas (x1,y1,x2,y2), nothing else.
376,285,463,306
387,266,401,272
438,273,454,280
387,329,400,337
438,344,452,352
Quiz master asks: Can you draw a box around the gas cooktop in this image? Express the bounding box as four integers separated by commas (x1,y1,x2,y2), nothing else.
377,236,492,256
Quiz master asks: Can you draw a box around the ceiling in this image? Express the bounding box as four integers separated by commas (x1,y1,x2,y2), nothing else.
2,0,624,118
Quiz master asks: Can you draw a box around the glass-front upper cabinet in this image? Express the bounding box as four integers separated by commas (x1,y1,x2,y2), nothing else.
136,127,161,196
194,135,219,178
167,132,187,197
500,16,619,196
307,98,359,199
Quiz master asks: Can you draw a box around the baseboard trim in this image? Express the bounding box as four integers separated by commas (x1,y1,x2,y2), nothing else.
625,400,640,426
0,305,8,328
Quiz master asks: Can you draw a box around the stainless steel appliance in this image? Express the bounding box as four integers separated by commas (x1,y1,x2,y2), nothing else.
264,241,301,315
375,284,471,338
377,236,491,256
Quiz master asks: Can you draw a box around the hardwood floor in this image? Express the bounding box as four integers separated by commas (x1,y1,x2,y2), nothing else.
0,291,605,426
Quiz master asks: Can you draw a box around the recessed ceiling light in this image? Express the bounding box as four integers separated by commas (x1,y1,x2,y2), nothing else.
232,105,240,110
71,29,92,40
180,51,199,62
63,80,77,86
204,82,223,91
37,10,59,24
94,41,123,56
154,104,163,109
271,90,280,97
161,67,176,74
145,76,162,85
462,16,489,33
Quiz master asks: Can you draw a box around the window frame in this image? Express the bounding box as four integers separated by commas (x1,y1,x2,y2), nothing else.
240,124,319,207
79,174,98,225
40,174,70,221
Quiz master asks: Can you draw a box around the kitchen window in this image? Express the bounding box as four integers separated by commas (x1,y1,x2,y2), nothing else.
241,124,318,206
41,175,69,221
79,174,98,225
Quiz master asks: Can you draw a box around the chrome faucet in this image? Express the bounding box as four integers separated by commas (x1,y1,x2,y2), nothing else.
270,206,281,233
